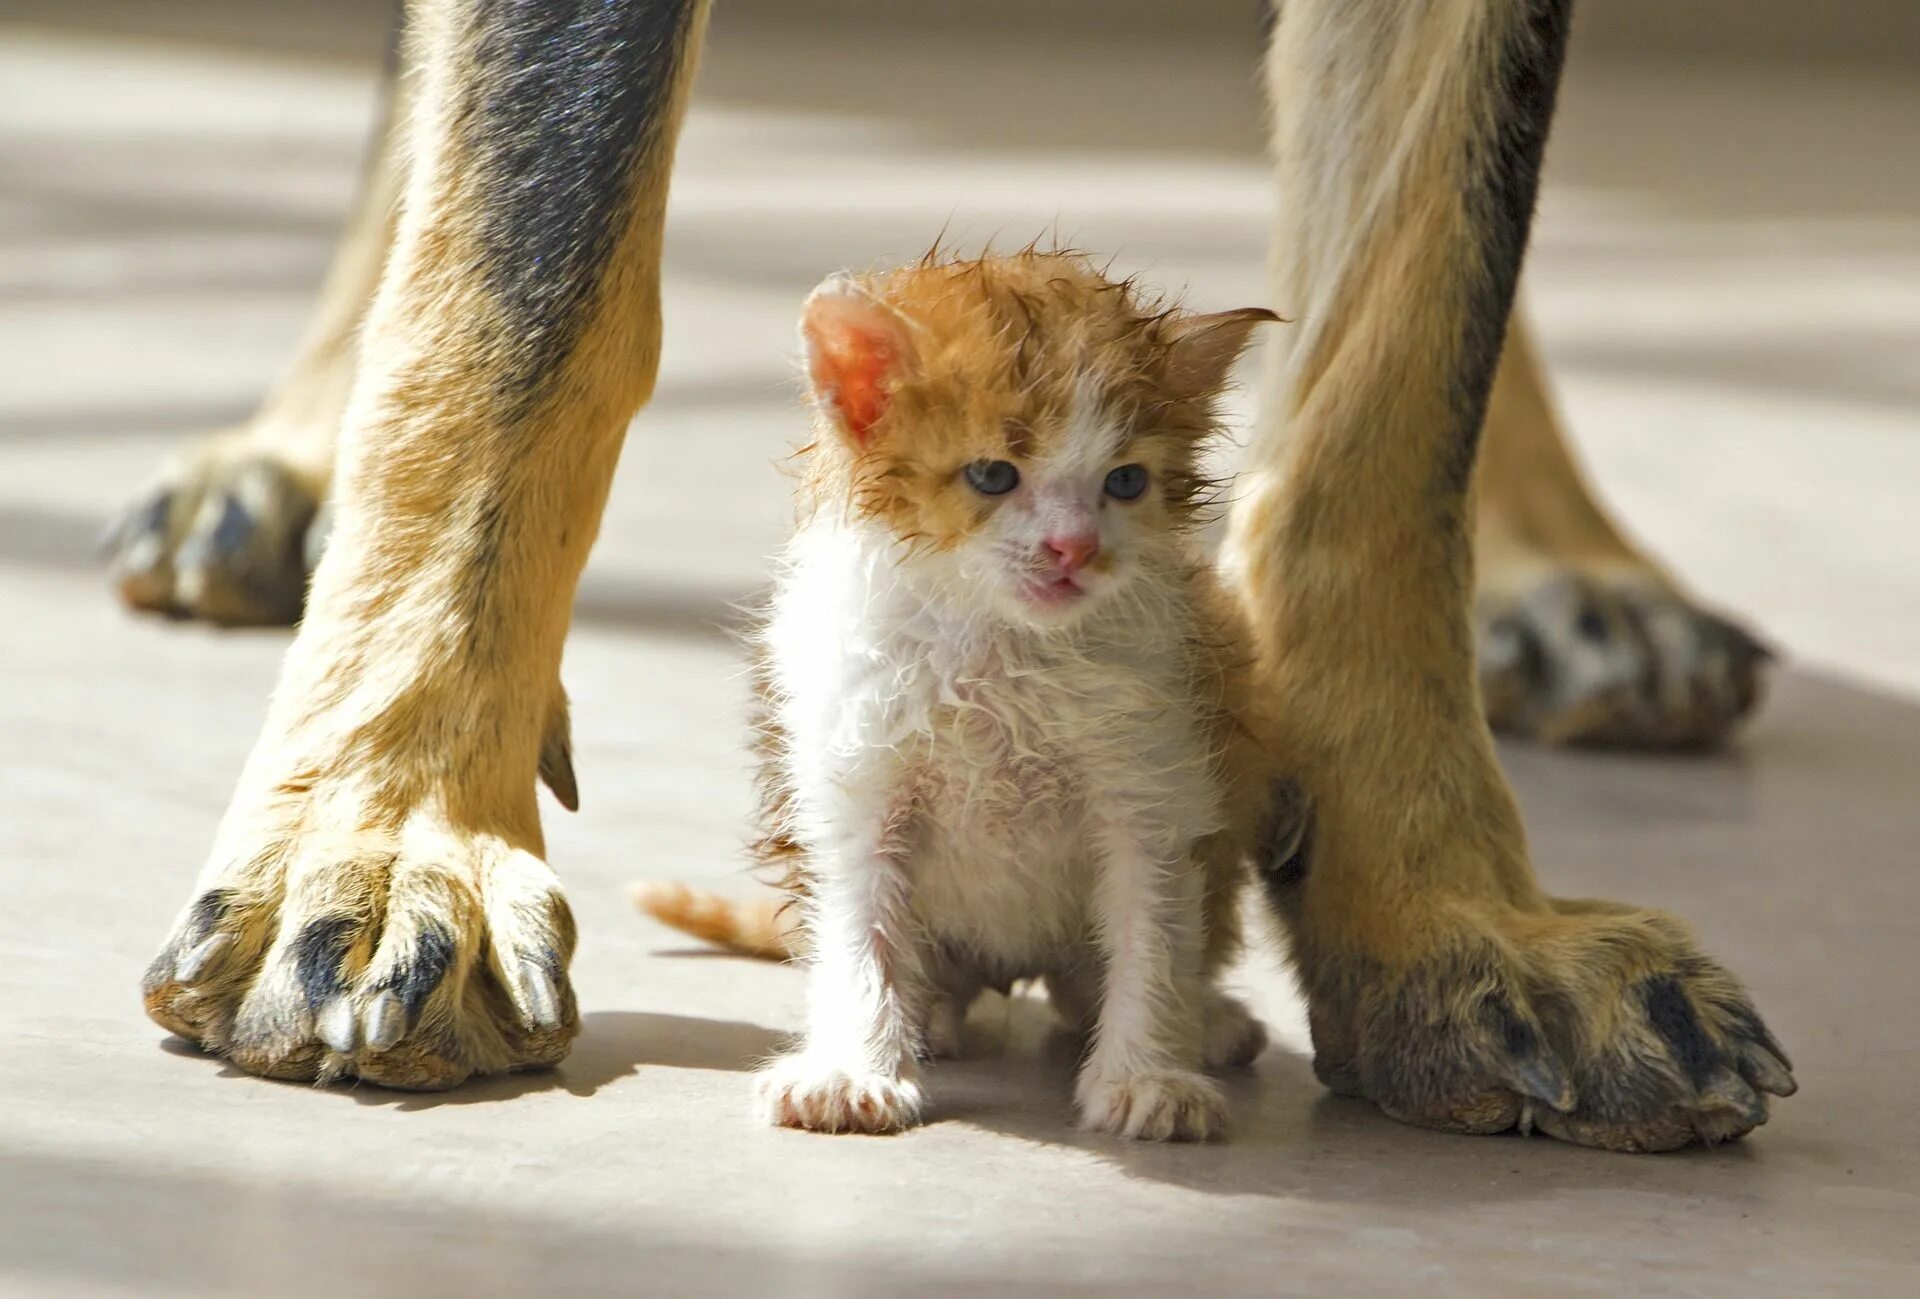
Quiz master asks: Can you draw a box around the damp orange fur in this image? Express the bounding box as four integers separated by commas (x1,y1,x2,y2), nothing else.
793,249,1271,554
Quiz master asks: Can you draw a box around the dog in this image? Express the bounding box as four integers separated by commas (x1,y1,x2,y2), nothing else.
119,0,1793,1149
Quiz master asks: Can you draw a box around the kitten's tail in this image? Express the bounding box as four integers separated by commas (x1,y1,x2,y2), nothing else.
631,881,798,962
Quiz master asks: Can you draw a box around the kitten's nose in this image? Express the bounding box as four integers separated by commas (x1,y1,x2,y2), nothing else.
1044,532,1100,574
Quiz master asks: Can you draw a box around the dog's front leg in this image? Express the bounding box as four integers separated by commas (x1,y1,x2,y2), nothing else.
142,0,713,1089
1230,0,1793,1149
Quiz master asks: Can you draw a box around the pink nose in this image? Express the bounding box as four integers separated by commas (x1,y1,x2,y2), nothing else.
1045,532,1100,573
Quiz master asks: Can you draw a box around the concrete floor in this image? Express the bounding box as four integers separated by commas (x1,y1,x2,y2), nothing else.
2,6,1918,1297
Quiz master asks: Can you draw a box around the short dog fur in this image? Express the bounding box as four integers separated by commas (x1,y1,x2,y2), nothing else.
122,0,1793,1149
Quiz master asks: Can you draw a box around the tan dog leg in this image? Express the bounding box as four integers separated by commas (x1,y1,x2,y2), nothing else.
104,50,409,626
143,0,711,1088
1475,314,1771,747
1228,0,1794,1150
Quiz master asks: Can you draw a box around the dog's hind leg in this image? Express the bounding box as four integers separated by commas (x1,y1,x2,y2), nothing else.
1474,312,1773,748
105,17,412,627
1228,0,1793,1150
143,0,712,1089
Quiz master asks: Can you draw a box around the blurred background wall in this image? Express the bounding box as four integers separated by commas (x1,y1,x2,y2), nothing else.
738,0,1920,68
7,0,1920,67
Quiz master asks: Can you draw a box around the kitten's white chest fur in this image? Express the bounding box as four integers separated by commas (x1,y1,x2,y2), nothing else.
765,517,1225,973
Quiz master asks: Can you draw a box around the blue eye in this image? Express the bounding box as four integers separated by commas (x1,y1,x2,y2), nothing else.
965,459,1020,496
1104,464,1149,500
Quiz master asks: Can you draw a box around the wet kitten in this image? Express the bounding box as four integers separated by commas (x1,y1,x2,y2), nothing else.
735,251,1275,1140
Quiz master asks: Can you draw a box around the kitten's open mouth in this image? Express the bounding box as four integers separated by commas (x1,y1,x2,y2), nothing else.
1021,574,1086,606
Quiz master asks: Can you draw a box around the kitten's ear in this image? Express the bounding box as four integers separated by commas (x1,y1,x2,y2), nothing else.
1164,306,1281,398
801,277,916,446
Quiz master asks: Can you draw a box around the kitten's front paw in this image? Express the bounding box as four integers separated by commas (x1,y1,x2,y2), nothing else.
1076,1069,1227,1142
756,1055,924,1134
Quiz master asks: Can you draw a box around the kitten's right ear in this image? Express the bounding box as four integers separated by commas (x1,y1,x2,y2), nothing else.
801,277,915,446
1163,306,1282,399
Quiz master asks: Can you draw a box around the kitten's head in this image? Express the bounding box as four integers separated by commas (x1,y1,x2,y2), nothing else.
797,250,1276,629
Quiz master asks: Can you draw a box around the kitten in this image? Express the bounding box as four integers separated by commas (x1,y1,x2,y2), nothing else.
671,250,1278,1141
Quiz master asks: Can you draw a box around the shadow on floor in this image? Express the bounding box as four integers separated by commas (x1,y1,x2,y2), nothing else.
156,1009,785,1112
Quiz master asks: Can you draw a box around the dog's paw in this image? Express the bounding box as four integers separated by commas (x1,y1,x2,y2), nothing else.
1305,900,1796,1152
104,435,328,627
144,819,576,1090
1477,570,1771,749
1076,1068,1227,1142
756,1055,924,1134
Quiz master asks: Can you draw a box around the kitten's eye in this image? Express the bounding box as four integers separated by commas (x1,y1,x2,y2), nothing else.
965,459,1021,496
1104,463,1149,501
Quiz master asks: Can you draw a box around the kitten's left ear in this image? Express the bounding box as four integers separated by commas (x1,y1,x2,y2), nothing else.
801,276,917,446
1164,306,1282,398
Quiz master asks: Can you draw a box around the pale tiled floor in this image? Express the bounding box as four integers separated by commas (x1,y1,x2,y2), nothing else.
1,7,1917,1297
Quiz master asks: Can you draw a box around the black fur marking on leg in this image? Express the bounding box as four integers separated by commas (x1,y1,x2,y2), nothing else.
1486,991,1537,1059
381,922,457,1018
103,488,171,566
1719,1000,1792,1070
185,889,235,943
146,888,239,988
133,490,173,544
461,0,701,398
1441,0,1575,494
1640,975,1720,1086
206,494,255,557
292,916,358,1010
1483,991,1575,1108
1573,604,1609,644
1255,778,1313,904
544,890,580,965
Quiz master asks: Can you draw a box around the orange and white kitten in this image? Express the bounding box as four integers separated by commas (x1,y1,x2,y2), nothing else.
752,251,1277,1141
